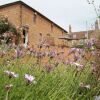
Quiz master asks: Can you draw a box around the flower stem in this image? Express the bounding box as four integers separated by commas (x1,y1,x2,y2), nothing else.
5,91,9,100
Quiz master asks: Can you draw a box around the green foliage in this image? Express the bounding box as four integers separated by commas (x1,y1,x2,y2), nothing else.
98,35,100,40
8,24,18,35
0,15,21,44
0,18,9,34
72,44,84,48
0,16,17,35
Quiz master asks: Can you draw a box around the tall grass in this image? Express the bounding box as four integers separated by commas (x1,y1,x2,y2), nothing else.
0,54,100,100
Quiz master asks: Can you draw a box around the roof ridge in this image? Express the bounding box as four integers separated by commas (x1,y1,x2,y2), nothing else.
0,1,67,33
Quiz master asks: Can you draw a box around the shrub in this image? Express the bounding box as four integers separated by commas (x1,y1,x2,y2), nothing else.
0,15,20,44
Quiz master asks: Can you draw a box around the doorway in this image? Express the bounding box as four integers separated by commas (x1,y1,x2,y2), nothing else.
23,29,28,48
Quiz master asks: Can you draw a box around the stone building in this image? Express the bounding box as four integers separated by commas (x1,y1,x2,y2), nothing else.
0,1,67,48
59,20,100,47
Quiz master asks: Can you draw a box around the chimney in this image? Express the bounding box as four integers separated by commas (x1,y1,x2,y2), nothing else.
95,20,99,30
69,25,72,33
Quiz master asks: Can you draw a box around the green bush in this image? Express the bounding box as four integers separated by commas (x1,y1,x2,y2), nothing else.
0,16,17,35
0,15,20,44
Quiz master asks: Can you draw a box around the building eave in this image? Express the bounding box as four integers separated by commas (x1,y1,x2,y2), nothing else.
0,1,68,33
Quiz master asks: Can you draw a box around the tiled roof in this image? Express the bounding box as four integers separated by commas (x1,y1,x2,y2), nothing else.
58,30,97,40
68,30,94,40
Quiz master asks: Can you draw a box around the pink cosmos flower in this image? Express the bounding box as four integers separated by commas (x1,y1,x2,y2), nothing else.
15,48,23,58
64,59,73,65
68,48,76,55
73,54,80,62
25,74,36,85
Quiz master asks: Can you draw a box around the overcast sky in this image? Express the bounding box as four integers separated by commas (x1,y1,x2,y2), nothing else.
0,0,100,32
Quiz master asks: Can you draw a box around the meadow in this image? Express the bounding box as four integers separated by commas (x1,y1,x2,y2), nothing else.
0,44,100,100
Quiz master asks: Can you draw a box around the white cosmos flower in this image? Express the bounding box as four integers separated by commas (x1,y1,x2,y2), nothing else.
71,62,84,71
4,70,19,78
72,62,83,67
84,85,91,89
4,70,10,75
79,83,91,89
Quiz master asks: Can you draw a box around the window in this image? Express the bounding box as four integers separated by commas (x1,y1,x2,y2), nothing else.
33,12,37,24
23,30,26,43
38,33,43,42
39,33,42,37
22,26,29,47
73,34,76,39
62,31,64,36
47,33,50,37
45,34,55,46
85,33,88,38
51,23,54,32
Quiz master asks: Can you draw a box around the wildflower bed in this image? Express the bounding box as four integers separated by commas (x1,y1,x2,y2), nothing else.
0,44,100,100
0,14,100,100
0,56,100,100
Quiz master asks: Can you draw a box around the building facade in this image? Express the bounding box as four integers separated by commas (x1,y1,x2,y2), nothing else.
59,20,100,47
0,1,67,48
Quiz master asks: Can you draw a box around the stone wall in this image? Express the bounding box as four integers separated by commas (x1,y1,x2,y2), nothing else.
0,4,21,27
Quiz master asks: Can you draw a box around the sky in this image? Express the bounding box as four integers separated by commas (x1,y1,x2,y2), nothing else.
0,0,100,32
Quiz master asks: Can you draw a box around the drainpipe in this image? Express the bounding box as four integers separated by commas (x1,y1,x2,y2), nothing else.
20,4,22,27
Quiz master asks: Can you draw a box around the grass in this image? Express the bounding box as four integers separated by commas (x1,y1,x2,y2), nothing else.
0,47,100,100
